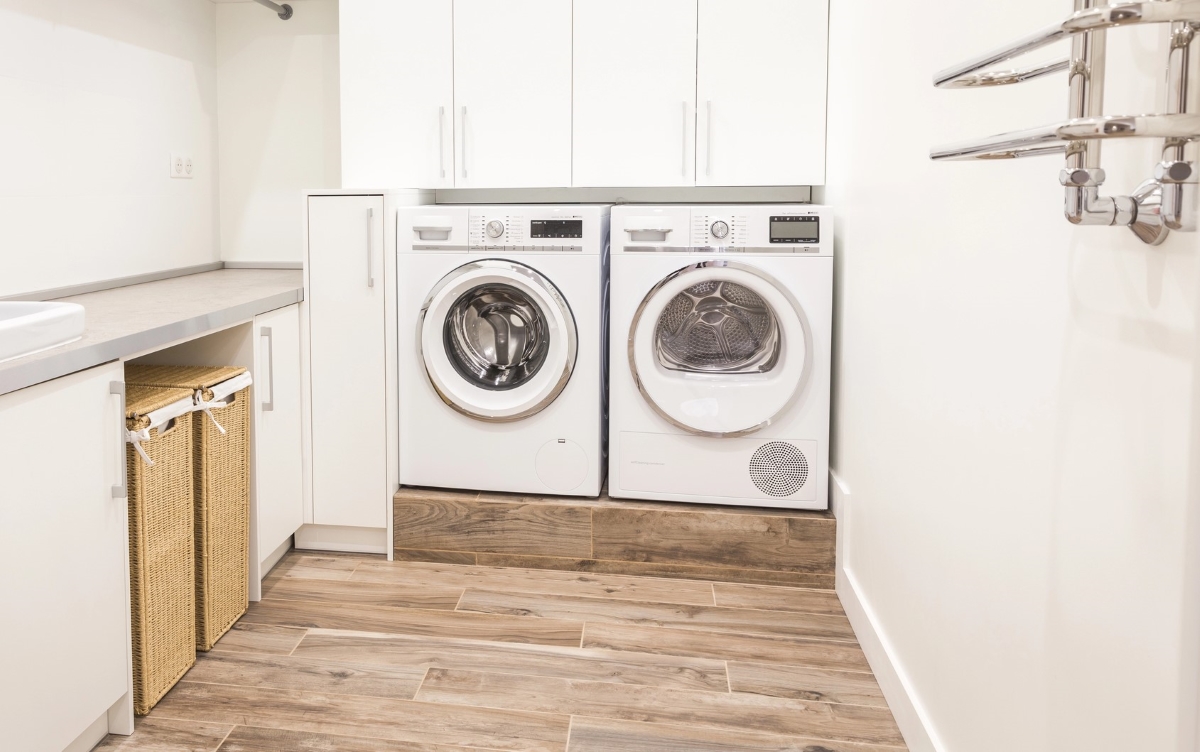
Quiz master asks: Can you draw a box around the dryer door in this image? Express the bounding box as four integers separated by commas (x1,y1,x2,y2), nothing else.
629,260,812,436
420,260,578,421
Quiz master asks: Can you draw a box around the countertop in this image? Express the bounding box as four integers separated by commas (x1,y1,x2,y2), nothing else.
0,269,304,396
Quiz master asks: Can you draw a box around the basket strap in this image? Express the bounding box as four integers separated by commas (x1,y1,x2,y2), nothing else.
127,427,155,466
195,397,228,435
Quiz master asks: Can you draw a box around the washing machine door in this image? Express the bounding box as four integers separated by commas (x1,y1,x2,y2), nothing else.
629,260,812,437
420,259,578,421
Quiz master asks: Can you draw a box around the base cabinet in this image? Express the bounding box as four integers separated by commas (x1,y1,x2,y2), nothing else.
0,363,131,751
254,304,305,573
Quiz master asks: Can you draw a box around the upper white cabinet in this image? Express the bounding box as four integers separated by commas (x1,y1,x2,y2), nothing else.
341,0,454,189
306,194,388,529
0,363,131,750
573,0,698,187
696,0,828,186
253,304,305,569
453,0,573,188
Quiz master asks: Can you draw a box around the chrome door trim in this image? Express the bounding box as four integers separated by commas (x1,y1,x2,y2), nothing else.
418,259,578,423
628,260,814,438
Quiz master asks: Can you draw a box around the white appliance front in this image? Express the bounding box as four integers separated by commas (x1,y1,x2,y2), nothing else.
398,204,609,497
609,204,832,509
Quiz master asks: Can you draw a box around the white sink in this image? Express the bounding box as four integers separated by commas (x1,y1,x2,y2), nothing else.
0,302,86,364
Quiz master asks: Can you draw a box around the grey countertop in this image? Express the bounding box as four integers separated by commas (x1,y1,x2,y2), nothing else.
0,269,304,396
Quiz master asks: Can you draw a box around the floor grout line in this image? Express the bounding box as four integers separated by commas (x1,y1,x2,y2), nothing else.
710,582,717,606
724,660,732,693
454,588,466,611
413,666,432,700
286,629,307,657
212,723,236,751
566,714,575,752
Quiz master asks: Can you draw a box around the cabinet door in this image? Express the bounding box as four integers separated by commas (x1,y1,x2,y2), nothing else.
453,0,572,188
696,0,827,186
0,363,130,751
573,0,697,187
307,195,388,528
254,304,304,566
341,0,454,188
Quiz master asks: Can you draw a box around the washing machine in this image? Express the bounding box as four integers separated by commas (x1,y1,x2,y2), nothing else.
608,204,832,509
397,204,609,497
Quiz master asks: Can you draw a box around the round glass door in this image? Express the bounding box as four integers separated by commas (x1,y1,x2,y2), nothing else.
421,260,577,421
629,260,812,437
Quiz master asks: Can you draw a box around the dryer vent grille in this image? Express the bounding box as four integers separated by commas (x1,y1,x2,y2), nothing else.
749,441,809,497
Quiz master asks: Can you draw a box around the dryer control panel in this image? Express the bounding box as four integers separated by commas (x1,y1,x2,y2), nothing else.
611,204,831,256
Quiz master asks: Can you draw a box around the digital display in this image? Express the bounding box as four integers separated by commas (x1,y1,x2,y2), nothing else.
531,219,583,239
770,216,819,243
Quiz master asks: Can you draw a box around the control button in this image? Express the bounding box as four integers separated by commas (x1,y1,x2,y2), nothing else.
711,220,730,240
486,219,505,239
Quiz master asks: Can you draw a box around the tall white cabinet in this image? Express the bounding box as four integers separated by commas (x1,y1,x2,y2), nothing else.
0,363,132,751
306,194,389,530
572,0,698,187
453,0,573,188
341,0,454,189
696,0,828,186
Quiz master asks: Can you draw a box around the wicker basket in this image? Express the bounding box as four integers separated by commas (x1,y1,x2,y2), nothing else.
125,385,197,716
126,365,252,652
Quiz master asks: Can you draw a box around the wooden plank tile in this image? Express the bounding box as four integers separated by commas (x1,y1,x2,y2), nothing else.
149,682,569,752
417,669,905,746
393,496,592,557
210,623,306,656
393,547,479,565
475,553,836,590
458,589,856,642
470,489,833,519
294,630,731,692
94,718,232,751
583,623,871,673
261,574,464,611
272,554,363,581
728,662,889,708
185,650,426,700
713,583,846,615
353,559,716,606
219,726,487,751
591,507,835,574
239,598,583,647
566,716,905,752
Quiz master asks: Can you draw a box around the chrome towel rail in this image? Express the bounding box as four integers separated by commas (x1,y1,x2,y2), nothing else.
931,0,1200,245
251,0,293,20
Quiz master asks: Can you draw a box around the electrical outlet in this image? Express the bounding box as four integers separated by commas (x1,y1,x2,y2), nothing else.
170,151,193,179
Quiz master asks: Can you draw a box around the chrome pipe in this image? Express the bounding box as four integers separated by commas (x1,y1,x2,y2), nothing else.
929,114,1200,161
1064,0,1113,226
934,0,1200,88
1159,21,1200,231
251,0,293,20
940,59,1070,89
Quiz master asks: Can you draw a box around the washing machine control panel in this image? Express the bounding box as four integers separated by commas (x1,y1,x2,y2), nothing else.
465,206,609,254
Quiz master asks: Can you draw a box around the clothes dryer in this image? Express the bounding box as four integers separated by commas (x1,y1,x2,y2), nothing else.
609,204,831,508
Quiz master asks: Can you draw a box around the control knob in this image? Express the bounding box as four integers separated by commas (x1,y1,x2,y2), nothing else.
710,220,730,240
486,219,506,239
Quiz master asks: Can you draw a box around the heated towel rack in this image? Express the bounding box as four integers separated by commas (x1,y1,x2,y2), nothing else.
252,0,293,20
931,0,1200,245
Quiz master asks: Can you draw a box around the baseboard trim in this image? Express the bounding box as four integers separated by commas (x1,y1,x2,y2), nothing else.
295,524,388,555
223,261,304,270
831,470,941,752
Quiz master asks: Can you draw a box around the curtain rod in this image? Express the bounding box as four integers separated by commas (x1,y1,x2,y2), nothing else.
251,0,293,20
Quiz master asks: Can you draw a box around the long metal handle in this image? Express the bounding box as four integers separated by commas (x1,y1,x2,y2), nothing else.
439,106,446,179
260,327,275,412
251,0,293,20
461,106,468,179
682,101,689,178
705,101,712,178
366,207,375,288
931,113,1200,161
935,0,1200,88
110,381,126,499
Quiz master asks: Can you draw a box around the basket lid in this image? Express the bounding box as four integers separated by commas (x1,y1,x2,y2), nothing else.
126,365,248,392
125,385,195,430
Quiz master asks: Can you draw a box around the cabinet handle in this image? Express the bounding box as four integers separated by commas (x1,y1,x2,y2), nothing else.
110,381,127,499
461,106,468,179
260,327,275,412
439,106,446,179
706,100,713,178
366,207,375,288
682,101,689,178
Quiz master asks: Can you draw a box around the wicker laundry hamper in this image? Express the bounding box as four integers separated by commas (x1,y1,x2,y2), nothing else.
124,385,197,715
126,365,252,652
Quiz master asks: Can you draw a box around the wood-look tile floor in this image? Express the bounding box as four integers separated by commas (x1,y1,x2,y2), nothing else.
99,551,907,752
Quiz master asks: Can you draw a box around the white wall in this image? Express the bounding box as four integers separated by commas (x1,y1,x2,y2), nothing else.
216,0,339,265
0,0,219,298
825,2,1200,751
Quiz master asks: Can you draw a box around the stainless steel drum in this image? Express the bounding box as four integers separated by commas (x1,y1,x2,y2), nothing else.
443,283,550,390
653,280,780,374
